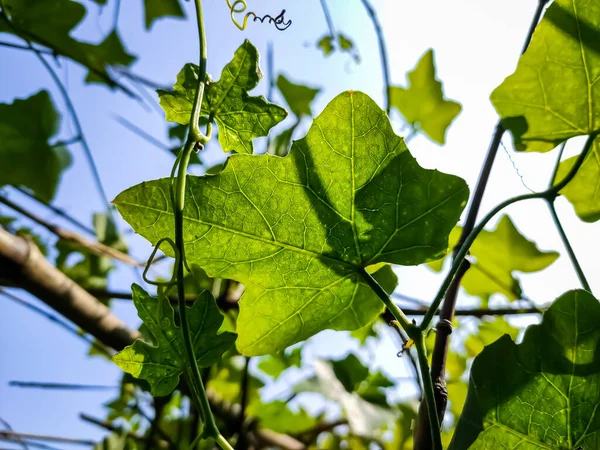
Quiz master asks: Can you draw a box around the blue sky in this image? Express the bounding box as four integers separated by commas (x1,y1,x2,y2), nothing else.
1,0,599,446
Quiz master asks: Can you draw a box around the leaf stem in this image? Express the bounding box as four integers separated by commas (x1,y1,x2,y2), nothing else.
420,132,598,331
359,268,416,336
359,0,390,114
414,334,442,450
546,142,592,293
172,1,230,448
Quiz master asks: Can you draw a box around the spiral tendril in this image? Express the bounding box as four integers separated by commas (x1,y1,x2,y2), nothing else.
226,0,291,31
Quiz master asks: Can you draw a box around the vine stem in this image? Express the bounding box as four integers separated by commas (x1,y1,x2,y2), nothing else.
23,38,114,221
416,1,551,446
421,131,597,331
547,142,592,292
173,0,230,448
359,0,391,114
414,334,442,450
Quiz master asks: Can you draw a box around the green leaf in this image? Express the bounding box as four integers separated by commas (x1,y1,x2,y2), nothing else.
451,290,600,450
0,0,135,87
556,138,600,222
332,353,370,393
490,0,600,152
276,74,320,117
0,90,71,202
317,33,360,63
113,285,236,396
208,355,263,404
82,30,136,84
295,359,396,437
390,49,461,145
144,0,184,30
430,215,558,301
115,91,469,356
257,347,302,380
158,40,287,154
464,317,519,358
267,122,298,156
247,400,318,434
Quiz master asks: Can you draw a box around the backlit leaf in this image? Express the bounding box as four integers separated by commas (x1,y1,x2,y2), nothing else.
276,74,320,117
158,40,287,154
258,347,302,380
464,317,519,358
247,400,318,434
556,138,600,222
430,215,558,301
451,290,600,449
490,0,600,152
113,285,236,396
390,49,461,144
0,91,71,202
115,91,469,355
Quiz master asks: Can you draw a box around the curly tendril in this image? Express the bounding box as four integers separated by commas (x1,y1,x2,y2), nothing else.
226,0,291,31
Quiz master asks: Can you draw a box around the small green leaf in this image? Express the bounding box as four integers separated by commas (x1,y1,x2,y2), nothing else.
390,49,461,144
556,138,600,222
246,400,318,434
0,91,71,202
257,347,302,380
490,0,600,152
451,290,600,450
317,33,360,63
276,74,320,117
332,353,370,393
83,30,136,84
208,355,263,404
464,317,519,358
267,122,298,156
115,91,468,356
430,215,558,301
158,40,287,154
144,0,184,30
113,285,236,396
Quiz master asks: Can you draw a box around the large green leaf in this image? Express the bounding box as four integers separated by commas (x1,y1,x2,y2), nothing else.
491,0,600,152
113,285,236,396
451,290,600,450
276,74,320,117
158,40,287,154
144,0,184,30
556,138,600,222
0,91,70,202
115,91,469,355
430,215,558,302
464,317,519,358
0,0,135,87
390,49,461,144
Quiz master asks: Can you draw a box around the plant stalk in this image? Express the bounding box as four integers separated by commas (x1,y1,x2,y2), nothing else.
359,0,391,114
173,0,230,448
416,2,551,447
547,142,592,293
414,334,442,450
